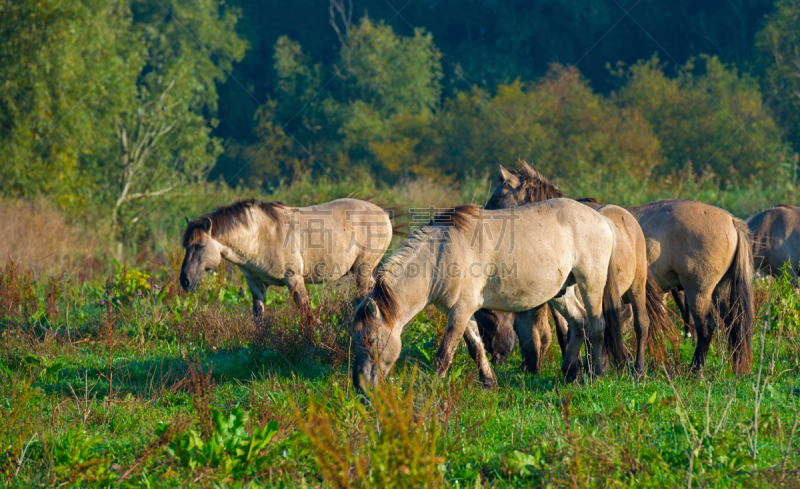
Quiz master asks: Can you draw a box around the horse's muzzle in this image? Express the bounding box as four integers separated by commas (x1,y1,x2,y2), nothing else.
180,276,195,292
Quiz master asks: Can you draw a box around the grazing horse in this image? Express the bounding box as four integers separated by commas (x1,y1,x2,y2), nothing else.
481,165,672,376
180,198,392,318
480,162,754,374
747,204,800,284
351,199,626,391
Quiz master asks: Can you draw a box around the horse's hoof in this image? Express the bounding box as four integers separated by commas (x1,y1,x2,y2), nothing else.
563,367,581,383
480,376,497,390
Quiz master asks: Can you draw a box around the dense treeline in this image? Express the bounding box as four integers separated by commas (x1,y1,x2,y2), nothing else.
2,0,800,255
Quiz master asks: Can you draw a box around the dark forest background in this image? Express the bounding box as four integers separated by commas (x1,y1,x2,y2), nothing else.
3,0,800,257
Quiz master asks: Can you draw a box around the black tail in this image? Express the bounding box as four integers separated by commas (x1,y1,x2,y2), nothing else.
720,219,754,374
642,270,681,367
602,259,630,366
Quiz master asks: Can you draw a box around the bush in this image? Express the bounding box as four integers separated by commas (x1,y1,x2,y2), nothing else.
159,405,278,477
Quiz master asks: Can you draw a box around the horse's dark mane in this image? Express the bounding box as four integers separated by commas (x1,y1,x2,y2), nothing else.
431,204,481,232
576,197,601,204
354,271,401,330
353,204,481,331
503,162,565,203
774,203,800,210
182,199,289,247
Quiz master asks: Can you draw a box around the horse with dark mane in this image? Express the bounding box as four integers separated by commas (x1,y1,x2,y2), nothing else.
180,198,392,319
352,199,625,390
478,164,673,376
482,162,754,374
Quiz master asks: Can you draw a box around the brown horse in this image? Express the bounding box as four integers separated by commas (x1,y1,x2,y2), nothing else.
481,165,672,376
481,162,754,373
351,199,626,390
747,204,800,283
180,198,392,318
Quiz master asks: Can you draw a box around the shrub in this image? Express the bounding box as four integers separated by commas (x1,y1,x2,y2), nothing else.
159,405,278,477
297,368,445,488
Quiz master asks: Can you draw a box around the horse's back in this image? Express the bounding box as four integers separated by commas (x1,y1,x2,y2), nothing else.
291,198,392,282
628,199,740,291
747,205,800,274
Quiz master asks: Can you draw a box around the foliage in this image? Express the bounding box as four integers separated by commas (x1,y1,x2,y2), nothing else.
221,16,443,184
0,254,797,486
159,406,278,476
298,369,445,488
0,0,140,210
0,0,246,247
49,427,116,485
758,0,800,152
613,55,794,184
0,373,40,479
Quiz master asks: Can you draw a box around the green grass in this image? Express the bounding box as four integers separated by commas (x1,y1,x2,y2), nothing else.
1,262,799,487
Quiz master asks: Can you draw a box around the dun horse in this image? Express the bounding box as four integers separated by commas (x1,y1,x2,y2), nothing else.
180,198,392,318
481,166,672,376
747,204,800,284
480,162,754,373
351,199,626,390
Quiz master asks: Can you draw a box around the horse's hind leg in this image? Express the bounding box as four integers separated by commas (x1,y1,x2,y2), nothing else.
550,304,569,357
514,306,551,374
671,289,696,340
685,287,716,372
573,281,607,379
626,284,650,377
463,319,497,388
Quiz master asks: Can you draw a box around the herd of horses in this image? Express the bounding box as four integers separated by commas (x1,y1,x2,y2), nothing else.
179,162,800,391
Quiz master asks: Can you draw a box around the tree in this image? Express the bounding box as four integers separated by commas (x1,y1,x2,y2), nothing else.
0,0,140,209
758,0,800,153
614,55,793,184
111,81,219,235
225,13,443,185
0,0,246,248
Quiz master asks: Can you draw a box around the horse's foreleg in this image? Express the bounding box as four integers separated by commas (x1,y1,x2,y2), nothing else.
285,274,316,325
463,319,497,388
245,278,267,318
434,306,474,380
514,306,550,374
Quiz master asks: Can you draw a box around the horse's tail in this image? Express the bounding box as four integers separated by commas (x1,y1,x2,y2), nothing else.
602,257,630,367
642,270,681,367
719,218,755,374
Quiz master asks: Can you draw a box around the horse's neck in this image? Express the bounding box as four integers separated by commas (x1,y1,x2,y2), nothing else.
214,218,276,266
381,234,446,329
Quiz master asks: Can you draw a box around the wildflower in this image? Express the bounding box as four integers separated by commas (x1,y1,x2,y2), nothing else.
138,290,142,295
100,300,105,304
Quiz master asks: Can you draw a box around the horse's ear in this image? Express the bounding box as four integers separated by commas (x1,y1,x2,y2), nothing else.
203,217,212,234
184,216,191,226
365,298,380,318
499,164,520,188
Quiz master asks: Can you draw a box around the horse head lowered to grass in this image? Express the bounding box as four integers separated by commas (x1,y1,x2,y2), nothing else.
352,199,626,390
180,198,393,320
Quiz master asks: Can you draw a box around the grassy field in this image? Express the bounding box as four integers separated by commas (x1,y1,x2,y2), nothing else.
1,254,799,488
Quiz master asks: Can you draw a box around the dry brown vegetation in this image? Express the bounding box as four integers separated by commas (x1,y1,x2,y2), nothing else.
0,199,94,270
